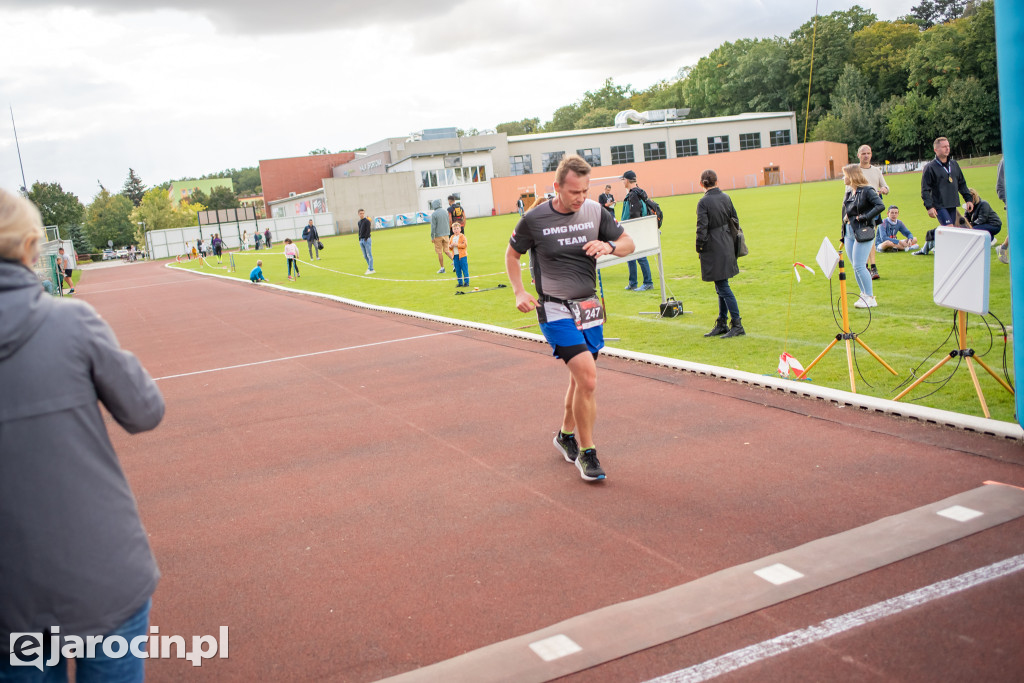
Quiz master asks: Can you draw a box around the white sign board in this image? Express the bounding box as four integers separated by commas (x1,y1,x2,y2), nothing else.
933,227,990,315
597,215,660,269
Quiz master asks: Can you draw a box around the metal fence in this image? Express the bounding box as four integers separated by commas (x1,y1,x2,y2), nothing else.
144,213,335,260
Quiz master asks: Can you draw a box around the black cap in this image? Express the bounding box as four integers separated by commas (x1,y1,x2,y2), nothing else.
621,170,637,181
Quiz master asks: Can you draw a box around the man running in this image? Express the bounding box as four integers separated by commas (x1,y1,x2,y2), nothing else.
505,154,635,482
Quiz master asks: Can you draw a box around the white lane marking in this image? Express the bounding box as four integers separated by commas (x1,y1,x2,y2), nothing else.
644,553,1024,683
937,505,984,522
529,634,583,662
76,278,207,295
754,563,805,586
153,331,461,381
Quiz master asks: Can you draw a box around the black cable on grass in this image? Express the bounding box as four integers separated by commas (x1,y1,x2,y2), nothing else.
986,311,1015,390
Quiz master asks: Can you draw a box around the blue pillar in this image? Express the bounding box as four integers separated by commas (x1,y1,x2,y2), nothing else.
995,0,1024,424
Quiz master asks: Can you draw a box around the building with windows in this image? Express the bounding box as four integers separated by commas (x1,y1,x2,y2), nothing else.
260,112,845,233
504,112,797,175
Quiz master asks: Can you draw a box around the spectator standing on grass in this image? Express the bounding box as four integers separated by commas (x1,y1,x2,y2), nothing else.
517,197,525,216
996,159,1009,264
250,259,266,282
283,238,300,280
842,163,886,309
254,230,263,251
876,206,917,252
264,227,272,249
58,246,75,294
302,219,321,260
597,184,615,217
846,145,889,280
964,188,1002,242
212,233,224,264
357,209,374,274
696,170,744,338
447,195,466,236
430,201,453,273
242,230,249,250
505,154,635,483
449,220,469,287
921,137,974,229
620,170,654,291
0,186,165,682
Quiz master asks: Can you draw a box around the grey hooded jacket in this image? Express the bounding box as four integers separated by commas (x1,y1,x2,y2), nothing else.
0,259,164,653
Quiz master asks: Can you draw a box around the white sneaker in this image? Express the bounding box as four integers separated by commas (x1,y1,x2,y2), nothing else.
365,269,375,275
437,267,445,274
854,294,877,309
992,236,999,247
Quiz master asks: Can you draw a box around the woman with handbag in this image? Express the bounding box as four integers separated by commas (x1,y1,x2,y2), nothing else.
695,169,744,338
842,163,886,308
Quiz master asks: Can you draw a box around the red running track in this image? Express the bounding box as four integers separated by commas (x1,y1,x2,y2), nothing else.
71,261,1024,682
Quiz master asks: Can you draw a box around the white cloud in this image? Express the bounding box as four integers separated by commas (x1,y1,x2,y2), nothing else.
0,0,920,202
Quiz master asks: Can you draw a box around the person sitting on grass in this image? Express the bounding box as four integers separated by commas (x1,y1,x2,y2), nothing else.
250,260,266,283
875,206,917,252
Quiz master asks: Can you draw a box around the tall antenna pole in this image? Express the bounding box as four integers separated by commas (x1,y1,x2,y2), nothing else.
10,105,29,195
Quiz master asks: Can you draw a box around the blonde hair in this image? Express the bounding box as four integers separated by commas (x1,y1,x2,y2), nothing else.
0,187,44,262
968,187,981,204
843,164,870,188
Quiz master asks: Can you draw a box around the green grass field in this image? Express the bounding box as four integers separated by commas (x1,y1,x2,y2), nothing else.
173,164,1015,422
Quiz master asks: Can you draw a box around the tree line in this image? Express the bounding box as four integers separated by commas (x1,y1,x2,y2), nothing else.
495,1,997,162
26,166,263,256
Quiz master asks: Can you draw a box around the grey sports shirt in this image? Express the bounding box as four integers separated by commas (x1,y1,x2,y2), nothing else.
509,198,622,303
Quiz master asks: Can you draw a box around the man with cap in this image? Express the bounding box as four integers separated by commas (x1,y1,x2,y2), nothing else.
620,170,654,291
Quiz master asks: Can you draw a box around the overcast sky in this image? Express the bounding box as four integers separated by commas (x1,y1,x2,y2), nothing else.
0,0,918,203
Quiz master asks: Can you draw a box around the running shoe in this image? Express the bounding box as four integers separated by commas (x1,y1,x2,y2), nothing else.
576,448,606,481
553,431,579,463
637,283,654,291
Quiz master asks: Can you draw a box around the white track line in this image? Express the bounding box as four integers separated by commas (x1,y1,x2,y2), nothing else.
153,330,461,381
644,553,1024,683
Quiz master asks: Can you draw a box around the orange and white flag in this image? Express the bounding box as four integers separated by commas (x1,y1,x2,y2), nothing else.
793,262,815,282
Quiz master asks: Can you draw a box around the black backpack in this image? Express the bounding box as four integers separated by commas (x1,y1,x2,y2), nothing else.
636,192,663,228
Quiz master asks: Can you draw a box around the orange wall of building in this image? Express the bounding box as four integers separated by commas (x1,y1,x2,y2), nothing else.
490,141,848,214
259,152,357,205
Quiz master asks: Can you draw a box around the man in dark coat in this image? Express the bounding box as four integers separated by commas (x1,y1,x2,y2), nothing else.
695,169,744,338
302,219,321,260
921,136,974,227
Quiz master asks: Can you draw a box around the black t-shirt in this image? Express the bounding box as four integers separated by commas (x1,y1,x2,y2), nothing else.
597,192,615,216
447,204,466,235
358,218,371,240
509,198,622,304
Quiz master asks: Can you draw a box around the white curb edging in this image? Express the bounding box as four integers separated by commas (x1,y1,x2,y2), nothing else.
166,263,1024,441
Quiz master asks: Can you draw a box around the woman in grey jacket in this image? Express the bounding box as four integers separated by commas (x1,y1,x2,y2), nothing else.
0,187,165,681
696,169,744,338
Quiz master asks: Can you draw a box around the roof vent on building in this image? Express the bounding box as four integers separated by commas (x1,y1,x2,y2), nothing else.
614,108,690,128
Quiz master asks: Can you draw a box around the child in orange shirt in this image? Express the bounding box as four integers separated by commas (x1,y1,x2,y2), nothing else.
449,221,469,287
